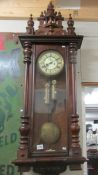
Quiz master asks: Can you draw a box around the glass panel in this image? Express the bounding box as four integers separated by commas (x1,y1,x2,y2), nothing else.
32,50,67,153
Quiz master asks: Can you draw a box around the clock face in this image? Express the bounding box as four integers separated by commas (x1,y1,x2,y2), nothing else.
37,50,64,76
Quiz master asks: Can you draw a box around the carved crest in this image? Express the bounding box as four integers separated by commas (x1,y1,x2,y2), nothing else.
26,1,76,36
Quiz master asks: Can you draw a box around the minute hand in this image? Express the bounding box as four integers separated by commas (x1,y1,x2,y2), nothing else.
46,61,53,67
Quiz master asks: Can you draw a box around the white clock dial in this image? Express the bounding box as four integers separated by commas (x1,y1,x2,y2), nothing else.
38,50,64,76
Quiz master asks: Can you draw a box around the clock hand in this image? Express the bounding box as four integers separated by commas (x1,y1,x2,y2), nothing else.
46,61,53,67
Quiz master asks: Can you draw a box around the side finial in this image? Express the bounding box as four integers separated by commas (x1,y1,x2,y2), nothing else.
67,14,76,35
26,14,34,34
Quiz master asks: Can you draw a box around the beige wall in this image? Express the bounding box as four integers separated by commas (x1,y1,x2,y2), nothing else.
0,0,98,21
81,37,98,82
1,19,98,175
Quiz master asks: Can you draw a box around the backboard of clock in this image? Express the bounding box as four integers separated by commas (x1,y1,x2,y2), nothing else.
13,2,86,174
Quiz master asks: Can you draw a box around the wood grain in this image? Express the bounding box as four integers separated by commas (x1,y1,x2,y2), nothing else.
0,0,98,21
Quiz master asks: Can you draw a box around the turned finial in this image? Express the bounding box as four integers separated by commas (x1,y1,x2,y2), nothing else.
67,14,76,35
26,14,34,34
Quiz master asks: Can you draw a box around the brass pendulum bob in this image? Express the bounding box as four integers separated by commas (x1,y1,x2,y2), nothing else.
40,122,61,144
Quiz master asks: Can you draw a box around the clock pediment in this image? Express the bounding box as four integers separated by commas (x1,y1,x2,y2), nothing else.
26,1,76,36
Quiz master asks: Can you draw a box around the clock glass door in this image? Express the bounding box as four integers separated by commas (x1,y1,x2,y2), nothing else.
32,45,68,155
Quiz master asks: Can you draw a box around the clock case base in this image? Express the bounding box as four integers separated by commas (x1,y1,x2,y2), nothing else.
13,156,86,173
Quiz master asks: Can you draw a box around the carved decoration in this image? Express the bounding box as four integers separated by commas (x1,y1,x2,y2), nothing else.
26,1,76,36
26,14,35,34
67,14,76,35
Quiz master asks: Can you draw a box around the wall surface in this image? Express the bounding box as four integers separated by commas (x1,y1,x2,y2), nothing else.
0,0,98,21
0,32,23,175
0,20,98,175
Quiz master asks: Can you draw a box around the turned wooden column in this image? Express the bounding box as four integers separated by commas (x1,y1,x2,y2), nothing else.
17,41,32,165
69,43,82,170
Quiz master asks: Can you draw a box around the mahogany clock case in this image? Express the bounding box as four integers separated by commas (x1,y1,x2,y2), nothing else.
13,1,86,173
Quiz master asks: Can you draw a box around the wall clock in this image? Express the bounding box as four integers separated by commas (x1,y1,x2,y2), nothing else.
13,2,86,174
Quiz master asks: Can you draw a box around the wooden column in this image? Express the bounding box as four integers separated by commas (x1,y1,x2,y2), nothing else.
17,41,32,172
69,43,81,170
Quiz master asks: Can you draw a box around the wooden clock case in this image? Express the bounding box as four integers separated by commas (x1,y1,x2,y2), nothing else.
13,2,86,174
